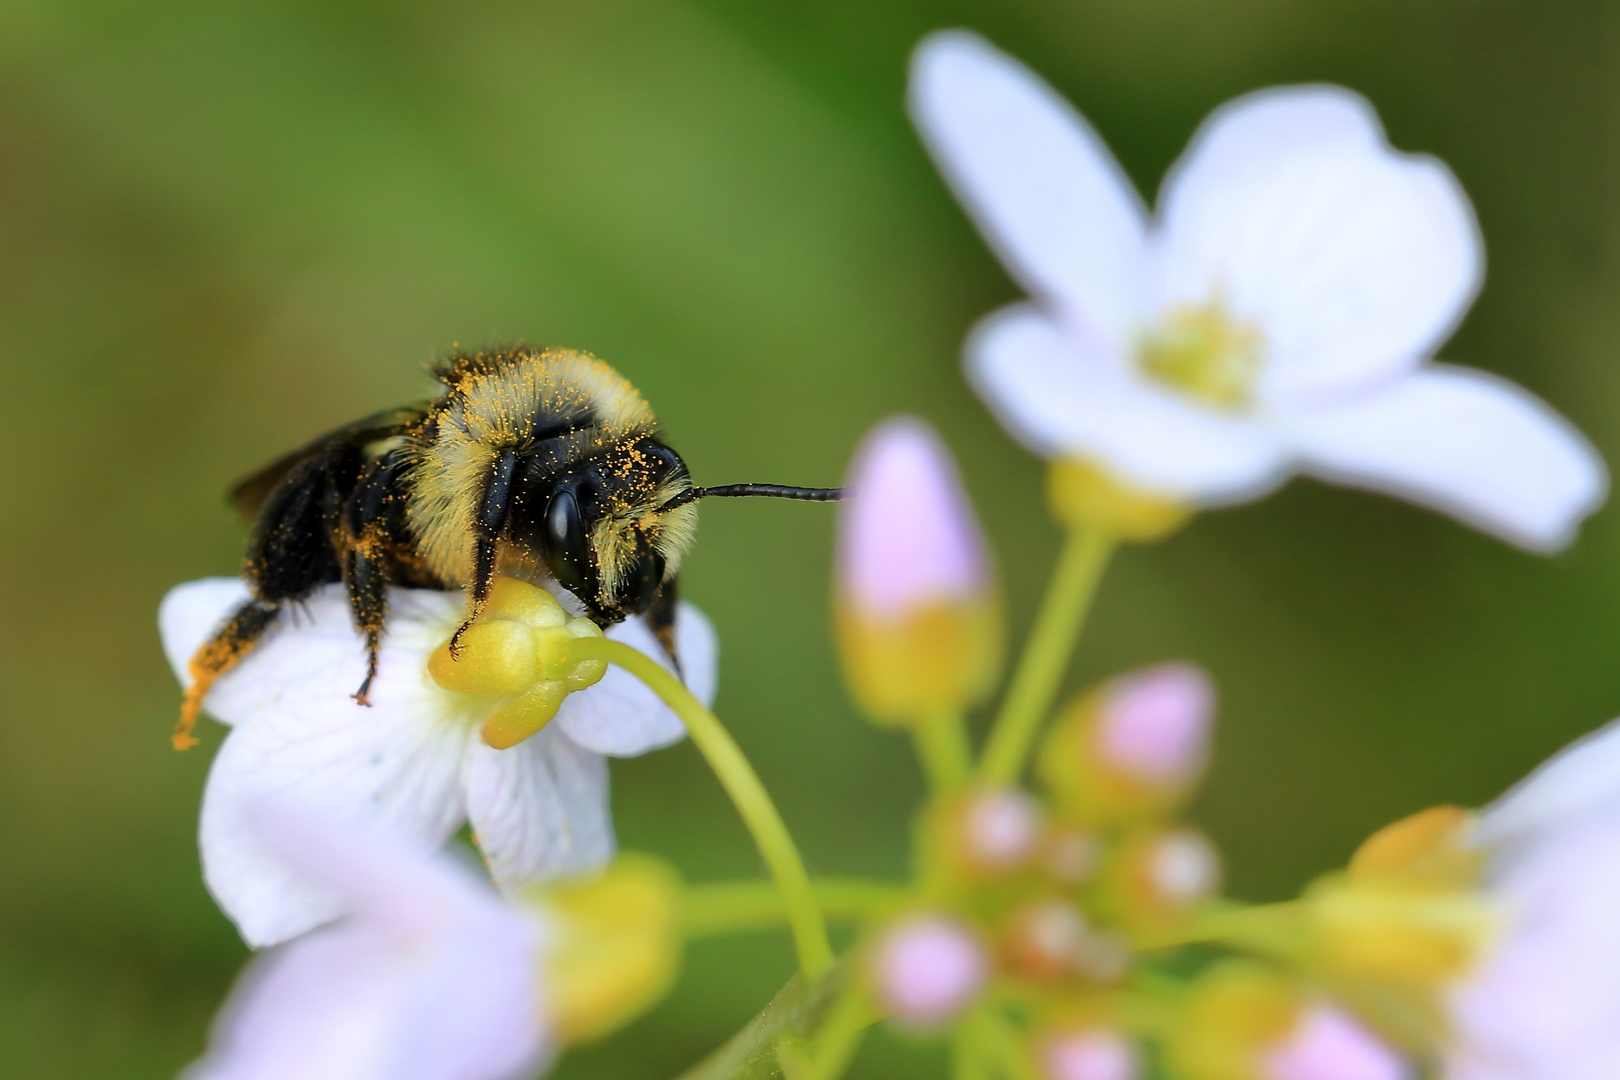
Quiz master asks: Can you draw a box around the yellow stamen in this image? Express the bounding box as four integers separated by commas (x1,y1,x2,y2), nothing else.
1139,302,1265,409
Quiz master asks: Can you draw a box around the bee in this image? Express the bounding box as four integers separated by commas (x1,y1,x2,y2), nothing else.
175,344,840,749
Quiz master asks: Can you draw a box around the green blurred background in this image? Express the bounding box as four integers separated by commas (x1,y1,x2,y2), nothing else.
0,0,1616,1075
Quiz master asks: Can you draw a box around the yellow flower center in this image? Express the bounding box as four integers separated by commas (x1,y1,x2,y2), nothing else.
428,577,607,749
1138,302,1265,409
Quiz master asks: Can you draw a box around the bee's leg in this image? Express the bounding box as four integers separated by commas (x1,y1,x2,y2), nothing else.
449,449,518,659
343,543,389,706
176,599,280,750
342,454,407,705
644,575,682,680
448,531,498,659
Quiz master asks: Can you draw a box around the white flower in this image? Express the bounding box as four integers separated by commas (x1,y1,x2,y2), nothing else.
1448,812,1620,1078
909,31,1605,551
184,796,549,1080
160,577,717,947
1444,721,1620,1079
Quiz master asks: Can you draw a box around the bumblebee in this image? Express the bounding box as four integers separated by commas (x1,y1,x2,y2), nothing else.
176,344,839,749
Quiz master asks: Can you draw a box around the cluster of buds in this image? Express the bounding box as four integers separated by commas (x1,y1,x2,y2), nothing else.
837,417,1225,1078
861,663,1220,1079
831,413,1613,1080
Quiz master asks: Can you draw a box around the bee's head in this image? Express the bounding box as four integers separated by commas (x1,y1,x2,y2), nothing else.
510,437,698,623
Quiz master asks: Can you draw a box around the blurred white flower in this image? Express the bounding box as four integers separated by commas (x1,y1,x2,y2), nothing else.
160,577,717,947
909,31,1605,551
1446,721,1620,1079
185,797,549,1080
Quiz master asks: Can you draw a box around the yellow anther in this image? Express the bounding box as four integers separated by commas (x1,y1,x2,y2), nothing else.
427,578,610,749
429,620,537,696
1138,301,1265,410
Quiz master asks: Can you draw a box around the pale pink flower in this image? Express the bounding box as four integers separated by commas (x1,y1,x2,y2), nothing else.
1262,1004,1409,1080
184,798,549,1080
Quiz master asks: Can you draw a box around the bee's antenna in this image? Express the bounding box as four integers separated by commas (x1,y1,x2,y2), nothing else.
659,484,845,513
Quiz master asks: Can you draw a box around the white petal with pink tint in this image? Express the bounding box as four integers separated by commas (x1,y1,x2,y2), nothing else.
184,798,549,1080
1261,1003,1408,1080
1449,808,1620,1080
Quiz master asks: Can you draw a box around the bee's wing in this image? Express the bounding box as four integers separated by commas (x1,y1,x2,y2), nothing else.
228,404,431,521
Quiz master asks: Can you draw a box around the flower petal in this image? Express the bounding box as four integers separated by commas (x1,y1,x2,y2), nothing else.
1289,365,1606,552
909,30,1147,344
198,585,474,947
463,724,614,890
187,798,549,1080
555,602,717,757
968,304,1288,500
160,577,253,716
1477,717,1620,859
1156,85,1482,404
1449,810,1620,1080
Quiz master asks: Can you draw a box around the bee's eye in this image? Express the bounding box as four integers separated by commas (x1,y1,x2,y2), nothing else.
543,490,589,595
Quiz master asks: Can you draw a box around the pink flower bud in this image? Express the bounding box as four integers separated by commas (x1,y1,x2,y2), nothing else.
838,417,992,618
1261,1004,1408,1080
873,914,988,1026
1095,663,1214,785
1145,829,1221,905
835,418,1002,725
963,788,1044,873
1039,1029,1141,1080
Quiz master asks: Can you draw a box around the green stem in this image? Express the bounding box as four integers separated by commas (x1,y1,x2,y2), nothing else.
913,711,972,790
572,637,834,977
674,965,849,1080
979,526,1115,785
800,983,874,1080
683,878,908,939
1134,901,1307,958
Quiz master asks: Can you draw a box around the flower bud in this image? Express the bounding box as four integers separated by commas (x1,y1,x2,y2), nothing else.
1001,898,1130,984
1039,664,1214,824
1098,827,1222,938
872,913,988,1027
1036,1028,1141,1080
533,855,684,1047
835,418,1002,727
428,577,608,749
1047,459,1189,542
1042,827,1103,886
941,787,1044,879
1303,806,1496,989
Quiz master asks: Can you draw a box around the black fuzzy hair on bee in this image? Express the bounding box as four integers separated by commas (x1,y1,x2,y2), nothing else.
172,344,840,750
